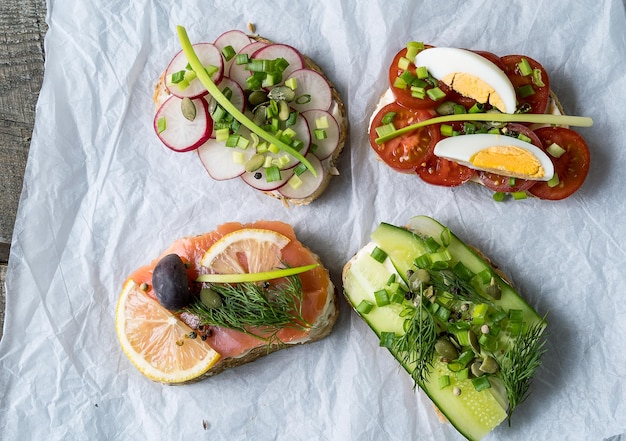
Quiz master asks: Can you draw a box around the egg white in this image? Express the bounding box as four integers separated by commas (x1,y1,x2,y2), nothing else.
414,47,517,114
434,134,555,181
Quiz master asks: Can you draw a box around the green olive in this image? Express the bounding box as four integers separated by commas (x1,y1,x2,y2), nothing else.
200,288,222,309
435,338,459,360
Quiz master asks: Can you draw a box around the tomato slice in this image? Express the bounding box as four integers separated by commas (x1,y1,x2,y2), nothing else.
417,156,476,187
528,127,590,200
369,103,440,172
501,54,551,114
388,47,450,110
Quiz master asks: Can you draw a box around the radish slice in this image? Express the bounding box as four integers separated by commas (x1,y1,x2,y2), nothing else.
263,116,311,169
251,44,305,80
241,166,294,191
208,77,246,137
302,109,340,160
165,43,224,99
213,30,253,75
277,153,324,200
197,134,257,181
285,69,332,112
154,96,212,152
229,41,267,90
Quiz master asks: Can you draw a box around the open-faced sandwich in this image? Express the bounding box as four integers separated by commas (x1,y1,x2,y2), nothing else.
369,42,593,200
116,220,338,384
342,216,546,440
153,26,347,206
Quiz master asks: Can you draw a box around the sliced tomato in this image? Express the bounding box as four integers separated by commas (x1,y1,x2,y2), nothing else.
528,127,590,200
369,102,440,172
478,172,537,193
501,54,551,114
417,156,476,187
388,47,450,110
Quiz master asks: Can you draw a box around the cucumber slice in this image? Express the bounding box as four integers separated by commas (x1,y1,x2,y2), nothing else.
342,216,546,441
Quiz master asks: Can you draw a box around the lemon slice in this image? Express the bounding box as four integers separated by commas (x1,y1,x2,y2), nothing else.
200,228,291,273
116,280,220,383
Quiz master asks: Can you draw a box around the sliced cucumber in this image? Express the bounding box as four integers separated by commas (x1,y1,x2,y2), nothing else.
342,216,546,441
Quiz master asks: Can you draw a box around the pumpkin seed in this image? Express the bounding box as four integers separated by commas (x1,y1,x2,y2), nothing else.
181,97,196,121
245,153,265,172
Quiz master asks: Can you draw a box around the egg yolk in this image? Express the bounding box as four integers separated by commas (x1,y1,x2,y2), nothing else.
441,73,506,113
470,146,545,179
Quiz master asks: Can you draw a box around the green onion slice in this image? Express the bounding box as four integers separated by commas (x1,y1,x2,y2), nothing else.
195,263,319,283
176,26,316,176
375,112,594,144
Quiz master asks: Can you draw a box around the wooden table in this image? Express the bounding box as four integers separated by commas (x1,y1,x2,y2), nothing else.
0,0,47,340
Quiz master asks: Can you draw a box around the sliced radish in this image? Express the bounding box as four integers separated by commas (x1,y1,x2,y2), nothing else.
277,153,324,200
213,30,253,75
285,69,332,112
241,166,294,191
301,109,340,160
197,132,257,181
165,43,224,99
228,41,268,90
251,44,305,80
208,77,246,137
154,96,212,152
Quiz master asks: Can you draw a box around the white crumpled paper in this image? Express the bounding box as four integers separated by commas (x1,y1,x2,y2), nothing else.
2,0,625,439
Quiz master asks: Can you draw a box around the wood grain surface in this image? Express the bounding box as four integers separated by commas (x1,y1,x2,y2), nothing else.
0,0,47,340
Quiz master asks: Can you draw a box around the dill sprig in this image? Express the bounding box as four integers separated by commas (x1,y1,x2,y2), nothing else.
499,318,547,424
184,275,311,347
392,289,438,387
426,268,492,306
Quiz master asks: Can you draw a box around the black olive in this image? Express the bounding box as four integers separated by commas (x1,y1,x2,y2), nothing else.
152,254,191,310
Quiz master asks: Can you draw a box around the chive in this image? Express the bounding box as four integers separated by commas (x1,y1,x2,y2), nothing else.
356,300,374,315
370,246,388,263
295,94,311,104
293,162,308,176
493,192,506,202
435,305,451,322
171,70,186,84
211,105,227,123
381,111,397,124
415,65,429,80
440,124,454,137
439,375,451,389
393,76,408,90
517,133,532,143
453,261,474,281
456,368,469,381
468,102,485,113
290,138,304,151
285,77,297,90
517,84,535,98
314,128,327,140
414,254,431,269
374,112,593,144
473,303,489,325
178,28,316,176
547,142,566,158
215,128,230,142
509,309,524,321
509,177,517,187
453,104,467,114
457,350,474,366
374,289,390,307
196,263,318,283
472,375,492,392
221,45,236,61
375,123,396,138
156,117,166,134
386,273,397,285
512,191,527,200
235,53,249,65
547,172,560,188
379,331,396,348
411,87,426,99
518,58,532,76
400,70,416,85
265,165,281,182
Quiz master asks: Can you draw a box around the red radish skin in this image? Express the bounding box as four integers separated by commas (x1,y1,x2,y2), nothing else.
154,95,213,152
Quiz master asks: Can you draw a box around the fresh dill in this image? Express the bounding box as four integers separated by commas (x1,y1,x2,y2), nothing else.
499,318,547,424
426,268,492,306
184,275,311,346
392,288,437,387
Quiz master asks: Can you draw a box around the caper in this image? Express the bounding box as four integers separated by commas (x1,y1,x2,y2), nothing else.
485,277,502,300
245,153,265,172
468,329,480,353
435,338,459,360
408,268,430,291
248,90,268,107
470,360,485,377
479,356,499,374
200,288,222,309
268,85,296,102
180,97,196,121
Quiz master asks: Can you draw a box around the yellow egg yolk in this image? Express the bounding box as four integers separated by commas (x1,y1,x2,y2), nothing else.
470,146,545,179
441,73,506,113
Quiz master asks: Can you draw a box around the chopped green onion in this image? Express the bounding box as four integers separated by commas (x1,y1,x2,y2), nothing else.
532,68,545,87
375,123,396,138
517,84,535,98
265,165,281,182
157,117,166,134
440,124,454,137
424,237,440,253
547,172,560,188
468,103,485,113
393,77,408,90
285,77,297,90
381,112,397,124
225,134,240,147
472,375,491,392
518,58,533,76
232,151,245,164
414,254,431,269
293,162,308,176
509,309,524,321
435,305,451,322
547,142,566,158
512,191,527,200
415,65,429,79
287,173,302,189
315,116,329,129
314,128,327,140
397,56,410,70
517,133,532,143
492,192,506,202
439,375,451,389
374,289,390,307
405,41,424,61
400,70,416,85
411,86,426,99
427,87,446,101
221,45,236,61
212,105,227,123
356,300,374,315
456,368,469,381
453,261,474,281
370,246,388,263
473,303,489,325
508,177,517,187
379,331,395,348
235,53,249,65
295,94,311,104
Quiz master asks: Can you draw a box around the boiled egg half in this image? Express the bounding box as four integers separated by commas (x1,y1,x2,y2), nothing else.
434,134,554,181
415,47,517,114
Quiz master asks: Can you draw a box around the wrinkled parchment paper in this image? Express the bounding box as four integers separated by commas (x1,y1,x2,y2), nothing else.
2,0,626,439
